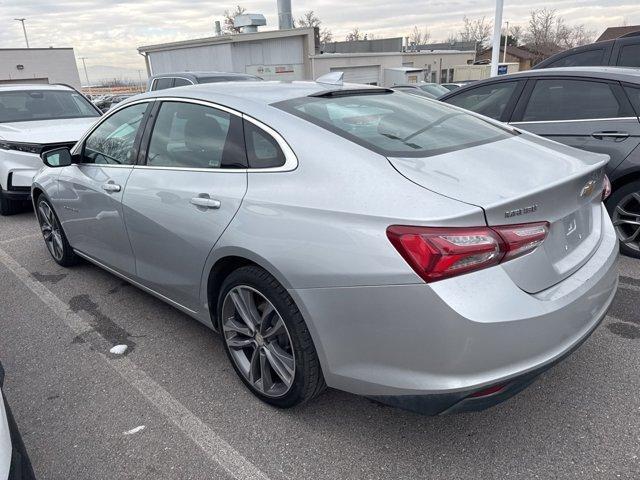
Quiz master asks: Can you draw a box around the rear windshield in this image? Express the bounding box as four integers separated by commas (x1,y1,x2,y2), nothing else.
0,90,99,123
274,92,513,157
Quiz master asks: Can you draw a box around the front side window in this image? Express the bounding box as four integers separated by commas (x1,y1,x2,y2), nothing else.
0,90,99,123
244,121,286,168
146,101,246,169
547,49,605,68
444,81,518,120
83,103,148,165
275,92,513,158
624,86,640,115
522,79,623,122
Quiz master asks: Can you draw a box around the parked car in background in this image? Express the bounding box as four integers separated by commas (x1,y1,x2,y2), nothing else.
32,81,617,415
534,32,640,69
94,94,137,113
392,83,450,99
441,83,466,91
146,71,262,92
1,361,36,479
440,67,640,257
0,84,101,215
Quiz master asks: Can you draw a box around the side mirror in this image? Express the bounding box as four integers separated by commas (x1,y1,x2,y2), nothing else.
41,147,73,168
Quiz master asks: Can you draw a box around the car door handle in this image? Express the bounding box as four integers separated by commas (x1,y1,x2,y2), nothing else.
190,196,221,209
591,131,629,140
101,182,122,193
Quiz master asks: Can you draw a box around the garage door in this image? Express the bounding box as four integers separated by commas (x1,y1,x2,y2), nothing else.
330,66,379,85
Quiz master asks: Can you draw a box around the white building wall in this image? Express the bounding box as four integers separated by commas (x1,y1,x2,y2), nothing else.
147,36,306,81
311,54,402,85
0,48,82,88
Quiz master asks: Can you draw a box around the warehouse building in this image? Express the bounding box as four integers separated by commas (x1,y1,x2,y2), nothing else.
0,48,82,88
138,27,319,81
140,29,475,87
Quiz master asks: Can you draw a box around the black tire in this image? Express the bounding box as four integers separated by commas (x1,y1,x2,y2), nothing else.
0,187,20,216
35,196,79,267
218,265,326,408
606,180,640,259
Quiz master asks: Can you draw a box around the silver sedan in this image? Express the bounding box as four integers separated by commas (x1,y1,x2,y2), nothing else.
32,80,618,414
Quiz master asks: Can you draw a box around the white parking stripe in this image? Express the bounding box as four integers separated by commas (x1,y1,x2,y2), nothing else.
0,246,271,480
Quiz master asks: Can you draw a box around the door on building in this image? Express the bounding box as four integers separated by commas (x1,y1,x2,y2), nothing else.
330,66,380,86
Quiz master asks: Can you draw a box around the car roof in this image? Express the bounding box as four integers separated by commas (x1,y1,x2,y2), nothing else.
477,66,640,83
138,80,387,107
150,71,258,80
0,83,75,92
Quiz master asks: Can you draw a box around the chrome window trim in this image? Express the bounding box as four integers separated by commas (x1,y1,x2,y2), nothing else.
71,96,298,173
511,117,638,125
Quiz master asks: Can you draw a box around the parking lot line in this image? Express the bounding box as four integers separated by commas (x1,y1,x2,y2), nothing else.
0,245,271,480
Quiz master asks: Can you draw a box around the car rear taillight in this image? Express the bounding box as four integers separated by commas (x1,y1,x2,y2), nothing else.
387,222,549,283
602,175,611,201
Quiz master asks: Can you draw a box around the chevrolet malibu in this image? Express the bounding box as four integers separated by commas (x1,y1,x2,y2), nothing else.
31,80,618,414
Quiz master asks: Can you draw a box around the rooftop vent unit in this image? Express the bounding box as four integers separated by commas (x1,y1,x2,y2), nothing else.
214,20,222,36
233,14,266,33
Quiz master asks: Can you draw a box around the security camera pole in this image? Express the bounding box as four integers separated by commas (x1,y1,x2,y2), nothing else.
14,18,29,48
490,0,504,77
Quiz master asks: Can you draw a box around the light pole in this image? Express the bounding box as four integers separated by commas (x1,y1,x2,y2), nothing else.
79,57,91,88
14,18,29,48
490,0,504,77
502,21,509,64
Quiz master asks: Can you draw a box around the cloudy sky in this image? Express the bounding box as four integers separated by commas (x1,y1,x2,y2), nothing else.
1,0,639,74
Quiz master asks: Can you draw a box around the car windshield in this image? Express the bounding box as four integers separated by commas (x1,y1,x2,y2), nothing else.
275,91,513,157
419,84,450,97
0,89,99,123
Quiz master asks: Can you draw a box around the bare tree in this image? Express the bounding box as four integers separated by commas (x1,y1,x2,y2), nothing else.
296,10,321,28
459,16,492,53
524,8,594,60
295,10,334,45
345,27,362,42
409,26,431,46
509,25,523,46
320,28,333,44
223,5,246,34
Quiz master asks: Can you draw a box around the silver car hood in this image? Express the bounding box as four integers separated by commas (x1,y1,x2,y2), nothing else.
0,117,98,143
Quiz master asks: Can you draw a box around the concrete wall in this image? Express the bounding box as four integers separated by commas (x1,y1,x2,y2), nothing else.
0,48,82,89
401,51,476,82
453,63,519,82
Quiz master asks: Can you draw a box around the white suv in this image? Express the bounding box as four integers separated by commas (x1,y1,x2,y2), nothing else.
0,84,101,215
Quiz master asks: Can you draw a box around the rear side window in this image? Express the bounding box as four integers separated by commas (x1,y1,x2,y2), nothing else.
618,44,640,67
152,78,174,91
243,120,286,168
522,79,623,121
173,78,192,87
147,101,246,169
275,92,513,158
444,81,518,120
547,49,605,68
624,86,640,115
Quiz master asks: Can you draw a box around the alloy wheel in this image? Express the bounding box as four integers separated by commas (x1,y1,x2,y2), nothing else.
37,200,64,261
221,285,295,398
612,192,640,253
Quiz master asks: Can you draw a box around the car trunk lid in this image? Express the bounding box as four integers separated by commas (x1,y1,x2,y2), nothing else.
388,134,609,293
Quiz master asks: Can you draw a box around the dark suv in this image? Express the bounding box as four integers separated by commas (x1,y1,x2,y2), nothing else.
534,32,640,69
147,71,261,92
440,67,640,258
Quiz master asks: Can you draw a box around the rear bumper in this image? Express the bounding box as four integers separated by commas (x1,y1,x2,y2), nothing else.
290,205,619,412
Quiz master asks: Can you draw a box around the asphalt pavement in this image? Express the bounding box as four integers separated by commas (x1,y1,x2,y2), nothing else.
0,209,639,479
